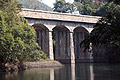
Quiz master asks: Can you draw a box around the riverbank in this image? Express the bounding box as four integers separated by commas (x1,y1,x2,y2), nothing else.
0,61,63,72
23,61,63,68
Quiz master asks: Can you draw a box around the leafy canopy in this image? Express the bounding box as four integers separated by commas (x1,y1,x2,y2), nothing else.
53,0,77,13
0,0,47,63
81,1,120,62
81,2,120,49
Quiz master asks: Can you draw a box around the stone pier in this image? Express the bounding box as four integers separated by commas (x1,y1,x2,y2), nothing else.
70,32,75,64
49,31,54,60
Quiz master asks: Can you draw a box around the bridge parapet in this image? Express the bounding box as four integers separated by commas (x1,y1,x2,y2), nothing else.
20,8,100,24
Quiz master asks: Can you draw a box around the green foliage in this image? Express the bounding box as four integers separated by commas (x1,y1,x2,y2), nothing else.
109,0,120,4
81,2,120,62
0,0,47,63
73,0,106,15
17,0,52,11
81,4,94,15
53,0,77,13
53,0,107,15
94,2,120,16
73,2,83,12
74,0,120,16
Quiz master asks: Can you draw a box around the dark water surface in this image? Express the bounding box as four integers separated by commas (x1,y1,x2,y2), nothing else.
1,63,120,80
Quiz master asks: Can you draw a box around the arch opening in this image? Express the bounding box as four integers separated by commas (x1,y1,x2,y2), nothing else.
73,27,91,62
52,25,71,63
33,24,49,57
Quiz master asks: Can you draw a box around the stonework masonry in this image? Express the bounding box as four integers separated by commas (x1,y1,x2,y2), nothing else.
20,8,101,63
20,8,100,24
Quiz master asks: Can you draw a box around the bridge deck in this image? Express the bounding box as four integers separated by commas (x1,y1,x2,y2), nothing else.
20,8,100,24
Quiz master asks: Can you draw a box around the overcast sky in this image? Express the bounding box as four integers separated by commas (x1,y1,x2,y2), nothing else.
41,0,56,8
40,0,74,8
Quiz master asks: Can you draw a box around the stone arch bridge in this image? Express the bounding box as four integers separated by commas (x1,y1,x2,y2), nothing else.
20,9,100,63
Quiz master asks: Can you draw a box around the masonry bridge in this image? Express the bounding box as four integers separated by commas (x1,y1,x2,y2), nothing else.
20,9,100,63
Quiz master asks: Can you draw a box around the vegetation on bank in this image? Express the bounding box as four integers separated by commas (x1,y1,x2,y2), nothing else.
53,0,107,15
0,0,47,72
81,0,120,62
53,0,120,17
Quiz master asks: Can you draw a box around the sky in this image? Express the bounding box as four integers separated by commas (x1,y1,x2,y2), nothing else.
40,0,74,8
41,0,56,8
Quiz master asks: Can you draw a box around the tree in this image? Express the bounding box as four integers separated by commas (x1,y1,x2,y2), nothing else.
109,0,120,4
73,0,105,15
93,2,120,16
81,2,120,62
73,1,84,13
0,0,47,66
53,0,76,13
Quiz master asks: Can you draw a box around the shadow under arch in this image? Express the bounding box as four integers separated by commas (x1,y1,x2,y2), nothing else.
90,29,108,62
32,24,49,57
73,26,91,63
52,25,71,63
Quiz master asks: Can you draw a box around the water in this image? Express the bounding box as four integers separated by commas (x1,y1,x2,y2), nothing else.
1,63,120,80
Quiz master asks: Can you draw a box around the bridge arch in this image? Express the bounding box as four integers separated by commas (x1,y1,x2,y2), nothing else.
73,26,91,62
52,25,71,63
33,24,49,57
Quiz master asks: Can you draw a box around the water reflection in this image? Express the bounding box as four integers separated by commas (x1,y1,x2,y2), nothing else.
50,69,54,80
75,63,93,80
90,65,94,80
71,64,75,80
1,63,120,80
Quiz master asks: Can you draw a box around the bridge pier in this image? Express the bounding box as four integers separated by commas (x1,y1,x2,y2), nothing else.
70,32,75,64
34,25,93,63
49,31,54,60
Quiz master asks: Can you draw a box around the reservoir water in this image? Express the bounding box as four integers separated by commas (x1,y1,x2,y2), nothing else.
1,63,120,80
